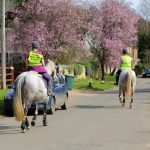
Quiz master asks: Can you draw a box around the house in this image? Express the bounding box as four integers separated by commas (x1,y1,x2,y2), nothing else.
128,47,140,69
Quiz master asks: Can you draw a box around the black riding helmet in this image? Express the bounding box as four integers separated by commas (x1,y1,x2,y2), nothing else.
32,41,40,49
123,48,128,54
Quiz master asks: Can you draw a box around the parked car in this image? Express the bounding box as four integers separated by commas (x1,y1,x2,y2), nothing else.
4,73,68,116
142,68,150,78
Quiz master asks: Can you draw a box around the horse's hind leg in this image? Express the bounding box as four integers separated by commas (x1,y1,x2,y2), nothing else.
31,112,38,126
122,89,125,107
21,120,26,133
21,103,31,133
25,117,30,128
43,99,48,126
31,101,38,126
129,92,134,109
119,86,122,103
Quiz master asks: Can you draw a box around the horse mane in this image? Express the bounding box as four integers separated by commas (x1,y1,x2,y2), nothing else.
45,59,56,78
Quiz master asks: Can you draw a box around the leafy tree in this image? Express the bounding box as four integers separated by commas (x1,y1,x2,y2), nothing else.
9,0,23,5
137,0,150,67
7,0,89,60
138,30,150,57
87,0,139,80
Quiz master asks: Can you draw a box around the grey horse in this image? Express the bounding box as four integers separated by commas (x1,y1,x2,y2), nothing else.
13,60,56,133
119,69,136,108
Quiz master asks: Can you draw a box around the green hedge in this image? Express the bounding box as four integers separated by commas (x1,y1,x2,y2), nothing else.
134,63,145,75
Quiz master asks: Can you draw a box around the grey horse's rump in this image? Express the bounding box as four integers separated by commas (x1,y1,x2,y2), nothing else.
13,60,56,132
119,70,136,108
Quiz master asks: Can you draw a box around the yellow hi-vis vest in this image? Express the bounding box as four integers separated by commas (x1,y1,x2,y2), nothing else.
28,50,43,66
120,55,132,70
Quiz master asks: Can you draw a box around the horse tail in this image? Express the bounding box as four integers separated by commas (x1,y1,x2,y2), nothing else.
13,74,26,121
126,70,132,97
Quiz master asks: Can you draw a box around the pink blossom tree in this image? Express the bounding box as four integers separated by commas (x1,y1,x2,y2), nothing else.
87,0,139,80
7,0,88,61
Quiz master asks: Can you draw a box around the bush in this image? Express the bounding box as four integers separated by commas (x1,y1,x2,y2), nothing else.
134,63,145,75
74,64,84,76
0,89,9,115
105,74,115,81
67,65,74,75
78,65,83,75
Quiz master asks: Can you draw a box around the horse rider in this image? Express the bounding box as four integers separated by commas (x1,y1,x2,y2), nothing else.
26,41,53,96
114,48,133,85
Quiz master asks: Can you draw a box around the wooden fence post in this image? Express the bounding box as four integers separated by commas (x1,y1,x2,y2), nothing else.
0,66,14,88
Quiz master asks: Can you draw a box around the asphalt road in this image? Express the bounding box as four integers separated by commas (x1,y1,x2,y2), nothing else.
0,78,150,150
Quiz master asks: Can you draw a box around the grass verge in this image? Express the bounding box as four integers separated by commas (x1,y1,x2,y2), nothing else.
0,89,9,115
73,75,115,91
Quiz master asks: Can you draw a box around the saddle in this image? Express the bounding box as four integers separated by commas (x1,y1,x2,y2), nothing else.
28,71,42,77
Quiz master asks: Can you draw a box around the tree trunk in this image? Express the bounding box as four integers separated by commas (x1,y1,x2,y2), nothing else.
110,67,116,76
100,62,105,80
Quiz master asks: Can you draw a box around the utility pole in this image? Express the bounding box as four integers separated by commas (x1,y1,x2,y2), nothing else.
1,0,6,89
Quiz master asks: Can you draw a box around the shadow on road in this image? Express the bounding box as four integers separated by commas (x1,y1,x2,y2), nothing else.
79,87,150,95
73,104,121,109
0,125,21,134
135,88,150,93
106,88,150,94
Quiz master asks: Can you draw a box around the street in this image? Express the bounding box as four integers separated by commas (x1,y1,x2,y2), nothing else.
0,78,150,150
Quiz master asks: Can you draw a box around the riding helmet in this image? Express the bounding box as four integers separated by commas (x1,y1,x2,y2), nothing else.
32,41,40,49
123,48,129,54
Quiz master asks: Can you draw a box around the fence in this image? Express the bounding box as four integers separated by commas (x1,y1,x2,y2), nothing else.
0,66,14,88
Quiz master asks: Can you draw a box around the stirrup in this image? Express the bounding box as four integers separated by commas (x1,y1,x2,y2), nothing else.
47,90,54,96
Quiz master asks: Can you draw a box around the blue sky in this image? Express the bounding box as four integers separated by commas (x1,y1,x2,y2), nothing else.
79,0,141,12
126,0,140,9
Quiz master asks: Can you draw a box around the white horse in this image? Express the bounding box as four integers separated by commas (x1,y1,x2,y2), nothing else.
13,59,56,133
119,69,136,108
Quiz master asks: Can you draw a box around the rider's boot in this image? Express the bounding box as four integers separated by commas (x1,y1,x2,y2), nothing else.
47,80,54,96
114,69,121,85
116,75,119,85
114,75,119,85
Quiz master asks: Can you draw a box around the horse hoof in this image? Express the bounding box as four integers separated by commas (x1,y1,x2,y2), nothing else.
21,123,26,131
43,121,48,126
31,121,35,126
122,103,125,107
22,129,26,133
26,126,31,130
43,123,48,126
129,105,133,109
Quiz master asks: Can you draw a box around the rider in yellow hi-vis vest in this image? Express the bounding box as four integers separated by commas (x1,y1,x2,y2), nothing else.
115,48,133,85
27,41,53,96
28,50,43,66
